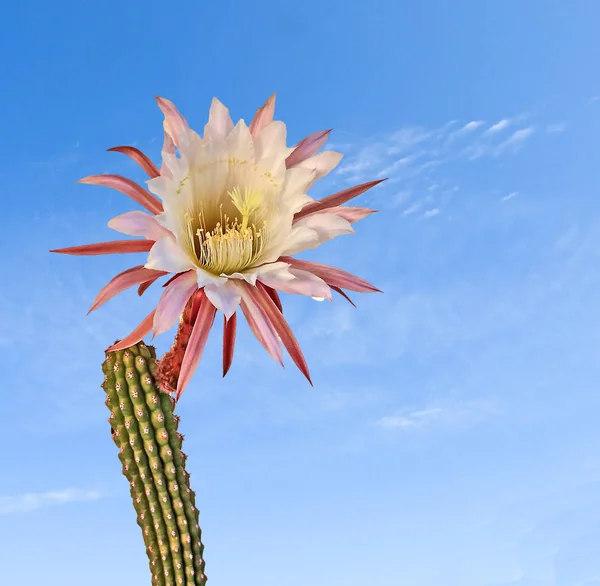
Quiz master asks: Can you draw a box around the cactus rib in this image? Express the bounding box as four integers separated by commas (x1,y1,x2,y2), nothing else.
102,342,207,585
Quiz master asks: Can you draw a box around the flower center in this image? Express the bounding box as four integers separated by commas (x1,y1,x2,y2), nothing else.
184,185,268,275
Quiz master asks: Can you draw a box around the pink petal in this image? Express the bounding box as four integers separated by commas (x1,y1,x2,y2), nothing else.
222,313,237,377
145,236,196,273
263,286,283,313
108,211,172,241
160,130,176,177
331,286,356,307
239,294,283,366
50,240,155,256
309,205,378,224
107,146,160,178
245,282,312,384
294,179,386,221
89,265,167,314
249,94,276,137
107,309,156,352
78,174,163,215
280,257,381,293
153,271,198,337
138,273,163,296
285,129,332,168
176,292,217,399
155,96,189,148
162,273,183,288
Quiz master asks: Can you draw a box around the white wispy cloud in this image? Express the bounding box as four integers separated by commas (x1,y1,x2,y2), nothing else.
376,399,499,431
495,127,535,155
336,126,432,183
0,488,104,515
378,407,443,429
446,120,485,144
391,190,412,207
327,107,557,220
403,202,421,215
335,113,534,189
459,120,485,133
501,191,518,202
378,153,422,178
387,127,433,152
487,119,511,133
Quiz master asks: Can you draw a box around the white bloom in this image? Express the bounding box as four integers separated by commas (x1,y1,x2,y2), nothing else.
52,95,382,397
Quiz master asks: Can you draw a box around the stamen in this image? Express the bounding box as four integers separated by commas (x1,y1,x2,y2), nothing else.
179,182,271,275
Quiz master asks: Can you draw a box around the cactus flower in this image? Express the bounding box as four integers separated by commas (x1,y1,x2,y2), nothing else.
52,95,383,398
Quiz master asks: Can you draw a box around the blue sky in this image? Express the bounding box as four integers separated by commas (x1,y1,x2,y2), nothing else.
2,1,600,584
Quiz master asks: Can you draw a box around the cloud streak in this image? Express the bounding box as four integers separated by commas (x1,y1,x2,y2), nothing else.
0,487,104,515
333,112,538,198
487,119,511,133
376,399,500,431
457,120,484,133
495,127,535,155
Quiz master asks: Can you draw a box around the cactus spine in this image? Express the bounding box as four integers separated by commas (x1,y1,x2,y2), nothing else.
102,342,207,585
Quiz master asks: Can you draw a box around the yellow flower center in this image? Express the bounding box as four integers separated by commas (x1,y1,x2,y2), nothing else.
184,185,269,275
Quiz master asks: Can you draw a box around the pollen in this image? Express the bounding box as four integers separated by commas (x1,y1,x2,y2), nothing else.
183,185,269,275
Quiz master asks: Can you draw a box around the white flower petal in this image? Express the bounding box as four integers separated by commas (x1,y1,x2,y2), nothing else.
294,151,343,185
248,261,295,281
258,267,332,300
196,267,227,288
256,153,288,183
108,211,171,241
280,166,316,206
285,193,314,215
282,213,354,255
226,119,255,162
154,210,175,232
204,280,242,319
227,272,258,286
177,128,205,166
228,261,293,286
145,236,196,273
146,175,176,200
277,225,318,257
204,98,234,141
254,121,288,161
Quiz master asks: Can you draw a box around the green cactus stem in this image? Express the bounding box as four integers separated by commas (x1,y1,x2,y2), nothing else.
102,342,207,586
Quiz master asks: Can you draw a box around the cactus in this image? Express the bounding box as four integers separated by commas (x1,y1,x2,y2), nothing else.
102,341,207,586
